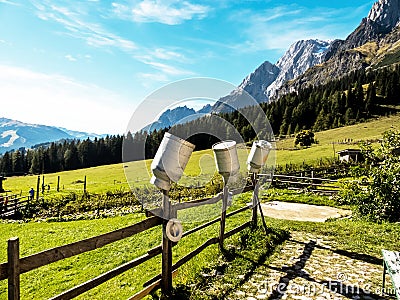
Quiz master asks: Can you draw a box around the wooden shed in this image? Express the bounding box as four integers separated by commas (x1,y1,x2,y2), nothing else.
337,149,362,162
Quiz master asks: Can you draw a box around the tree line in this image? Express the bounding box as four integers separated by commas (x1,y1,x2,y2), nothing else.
0,136,123,175
1,63,400,175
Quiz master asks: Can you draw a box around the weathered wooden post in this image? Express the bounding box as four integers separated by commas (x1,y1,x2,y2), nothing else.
36,176,40,201
212,141,240,251
247,140,272,229
251,173,258,227
219,178,229,250
8,237,20,300
149,133,195,296
161,190,172,295
83,176,87,194
57,176,60,192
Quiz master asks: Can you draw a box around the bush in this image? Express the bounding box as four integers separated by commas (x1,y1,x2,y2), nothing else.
294,130,316,147
339,130,400,222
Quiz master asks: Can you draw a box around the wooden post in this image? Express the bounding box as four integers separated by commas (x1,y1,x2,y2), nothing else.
42,175,45,194
219,177,228,251
251,173,258,228
161,190,172,296
36,176,40,201
8,237,20,300
57,176,60,192
83,176,87,194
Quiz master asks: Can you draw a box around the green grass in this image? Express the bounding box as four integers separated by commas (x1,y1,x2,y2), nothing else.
276,114,400,166
4,114,400,197
0,195,254,299
159,190,400,299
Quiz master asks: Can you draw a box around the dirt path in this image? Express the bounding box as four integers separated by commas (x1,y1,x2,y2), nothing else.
260,202,351,222
227,231,390,300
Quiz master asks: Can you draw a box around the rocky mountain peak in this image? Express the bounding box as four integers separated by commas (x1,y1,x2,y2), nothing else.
266,39,331,99
368,0,400,31
237,60,280,103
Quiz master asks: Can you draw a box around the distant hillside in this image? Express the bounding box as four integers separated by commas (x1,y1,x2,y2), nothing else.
0,117,105,154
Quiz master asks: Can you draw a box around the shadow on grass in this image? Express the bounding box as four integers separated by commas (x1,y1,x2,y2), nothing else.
168,226,290,300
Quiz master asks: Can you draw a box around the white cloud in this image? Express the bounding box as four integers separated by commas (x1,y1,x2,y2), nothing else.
112,0,210,25
31,1,137,53
65,54,77,61
234,4,370,54
0,64,130,134
0,0,20,6
144,61,195,76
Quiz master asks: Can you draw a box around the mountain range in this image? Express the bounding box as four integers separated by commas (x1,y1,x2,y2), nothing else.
2,0,400,153
167,0,400,116
0,118,105,154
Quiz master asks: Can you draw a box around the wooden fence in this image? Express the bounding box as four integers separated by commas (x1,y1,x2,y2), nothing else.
0,184,257,300
268,174,340,194
276,164,350,179
0,195,32,219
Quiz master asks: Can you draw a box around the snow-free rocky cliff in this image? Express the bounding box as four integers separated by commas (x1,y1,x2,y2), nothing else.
211,39,332,112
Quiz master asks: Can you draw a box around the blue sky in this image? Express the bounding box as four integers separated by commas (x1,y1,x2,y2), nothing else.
0,0,375,134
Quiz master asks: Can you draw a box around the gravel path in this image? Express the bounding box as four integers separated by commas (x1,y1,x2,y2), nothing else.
227,231,391,300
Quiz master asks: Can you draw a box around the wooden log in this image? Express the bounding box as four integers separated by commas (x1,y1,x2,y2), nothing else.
8,237,20,300
49,251,160,300
19,216,162,274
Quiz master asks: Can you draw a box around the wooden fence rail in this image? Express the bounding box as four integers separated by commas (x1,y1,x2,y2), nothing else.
0,196,31,219
258,174,341,194
1,184,257,300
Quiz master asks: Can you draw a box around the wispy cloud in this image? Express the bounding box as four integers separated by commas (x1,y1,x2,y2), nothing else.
0,0,20,6
29,1,195,83
112,0,210,25
135,47,189,64
233,3,370,54
31,0,137,53
0,64,129,133
65,54,77,62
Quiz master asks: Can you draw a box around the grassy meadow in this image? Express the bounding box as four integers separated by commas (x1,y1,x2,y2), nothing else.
4,113,400,197
0,194,253,299
0,114,400,298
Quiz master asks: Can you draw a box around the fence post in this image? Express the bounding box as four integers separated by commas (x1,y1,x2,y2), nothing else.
57,176,60,192
83,176,87,194
36,176,40,201
251,173,258,228
8,237,20,300
161,190,172,296
219,180,228,251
